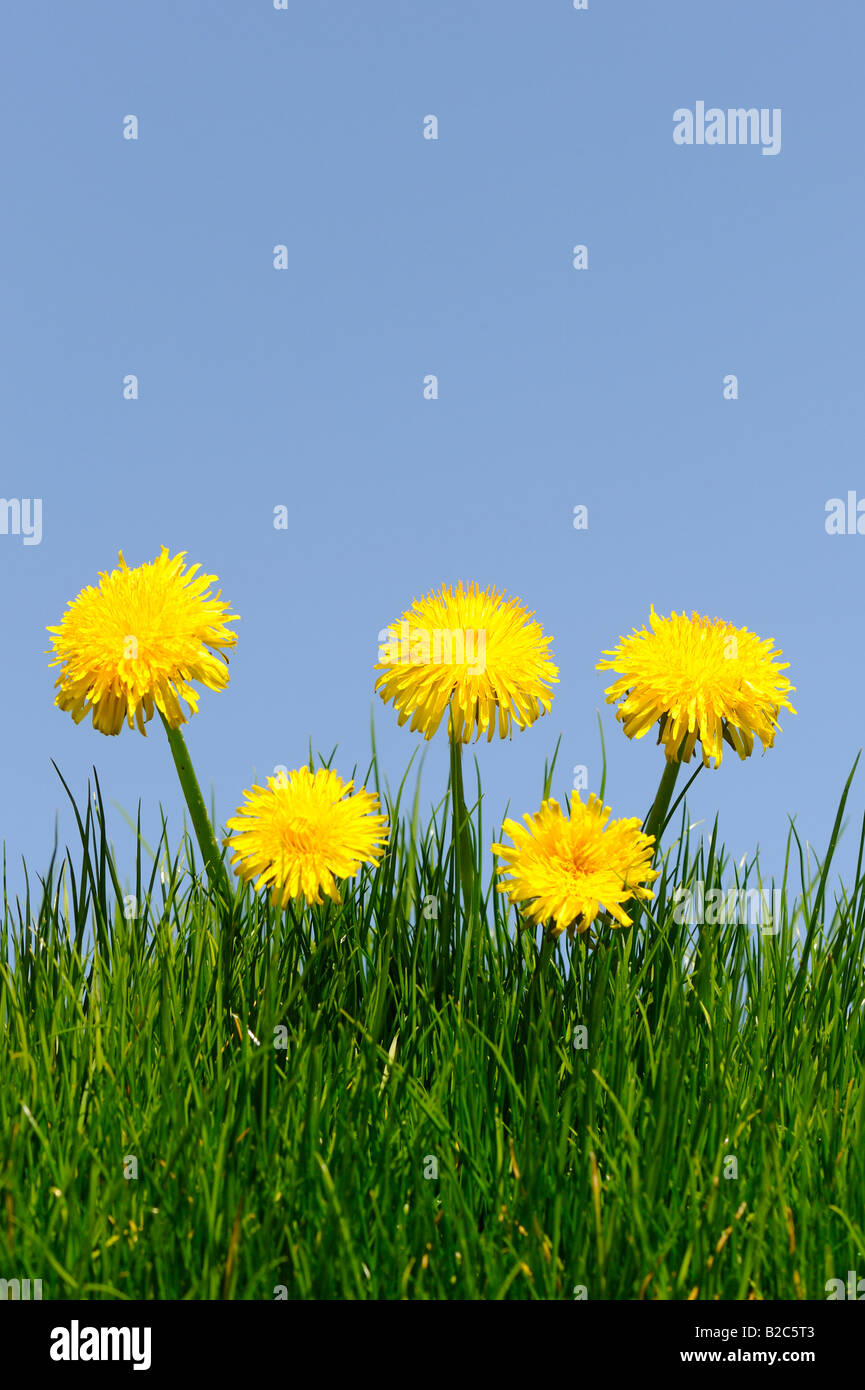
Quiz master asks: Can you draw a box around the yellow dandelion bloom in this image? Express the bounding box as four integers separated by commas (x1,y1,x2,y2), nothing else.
597,607,796,768
493,793,658,937
375,582,558,743
47,548,239,736
224,767,389,908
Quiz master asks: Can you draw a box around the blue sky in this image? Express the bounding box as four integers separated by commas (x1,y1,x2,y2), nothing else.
2,1,864,905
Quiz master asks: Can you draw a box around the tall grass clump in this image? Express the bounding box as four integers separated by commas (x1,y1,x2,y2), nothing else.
1,747,863,1300
3,558,855,1300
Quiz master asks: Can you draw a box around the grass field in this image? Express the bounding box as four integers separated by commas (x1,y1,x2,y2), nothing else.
1,747,864,1301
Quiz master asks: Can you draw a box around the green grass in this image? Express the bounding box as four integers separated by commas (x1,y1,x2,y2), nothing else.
1,747,864,1301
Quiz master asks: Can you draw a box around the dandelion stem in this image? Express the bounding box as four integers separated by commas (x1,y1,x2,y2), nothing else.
643,756,681,856
159,713,232,908
528,929,556,1013
448,719,475,912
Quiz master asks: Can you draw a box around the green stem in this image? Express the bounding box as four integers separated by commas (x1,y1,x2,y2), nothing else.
159,713,232,908
643,756,682,857
448,720,475,913
528,929,556,1014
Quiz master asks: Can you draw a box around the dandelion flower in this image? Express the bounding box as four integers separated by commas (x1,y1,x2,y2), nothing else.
493,794,658,937
375,582,558,743
47,548,239,735
597,607,796,768
224,767,389,908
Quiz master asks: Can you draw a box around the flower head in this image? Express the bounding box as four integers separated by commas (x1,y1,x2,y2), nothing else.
224,767,389,908
375,582,558,743
597,607,796,767
493,793,658,937
47,549,239,735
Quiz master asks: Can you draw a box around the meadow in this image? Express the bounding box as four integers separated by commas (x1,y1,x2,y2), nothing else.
1,742,863,1301
2,558,861,1302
